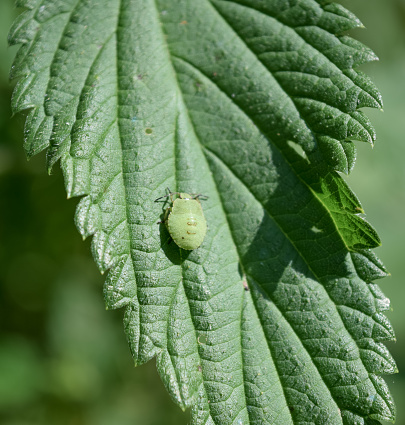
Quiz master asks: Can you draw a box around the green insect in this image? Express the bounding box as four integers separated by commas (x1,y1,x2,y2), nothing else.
155,188,208,250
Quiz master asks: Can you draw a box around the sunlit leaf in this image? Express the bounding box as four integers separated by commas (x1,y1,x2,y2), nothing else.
9,0,396,423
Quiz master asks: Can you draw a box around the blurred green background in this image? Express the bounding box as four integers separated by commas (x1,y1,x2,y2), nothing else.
0,1,404,424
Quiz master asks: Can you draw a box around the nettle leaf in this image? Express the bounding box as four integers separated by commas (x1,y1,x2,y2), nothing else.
9,0,396,423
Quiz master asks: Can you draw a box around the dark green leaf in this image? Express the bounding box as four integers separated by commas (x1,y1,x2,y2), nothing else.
9,0,396,423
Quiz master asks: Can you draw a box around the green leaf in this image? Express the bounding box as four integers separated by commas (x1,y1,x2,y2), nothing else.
9,0,396,423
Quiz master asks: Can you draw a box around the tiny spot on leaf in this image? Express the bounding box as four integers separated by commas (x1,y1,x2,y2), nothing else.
198,334,207,345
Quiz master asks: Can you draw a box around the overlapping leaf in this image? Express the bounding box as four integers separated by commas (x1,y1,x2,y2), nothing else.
9,0,396,423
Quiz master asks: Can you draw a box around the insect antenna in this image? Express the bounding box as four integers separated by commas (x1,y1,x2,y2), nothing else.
193,193,208,200
154,193,171,202
155,187,184,202
155,187,174,202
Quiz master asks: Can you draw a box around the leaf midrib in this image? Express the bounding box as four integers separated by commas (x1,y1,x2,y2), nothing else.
115,0,141,355
149,1,224,422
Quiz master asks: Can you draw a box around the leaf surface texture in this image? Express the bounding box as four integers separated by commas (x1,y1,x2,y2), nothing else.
9,0,396,423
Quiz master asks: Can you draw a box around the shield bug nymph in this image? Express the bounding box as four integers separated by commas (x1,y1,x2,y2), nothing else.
155,188,208,250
